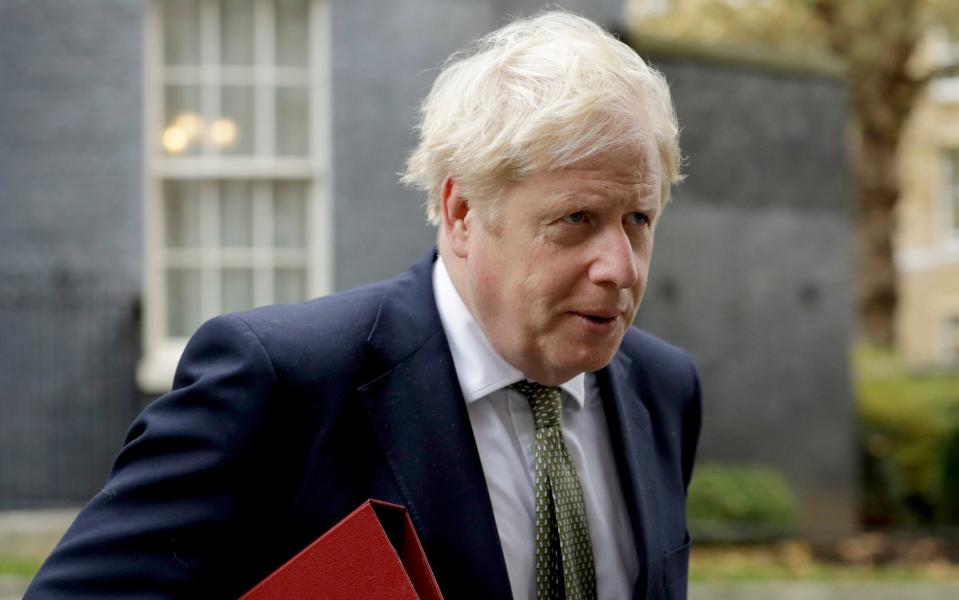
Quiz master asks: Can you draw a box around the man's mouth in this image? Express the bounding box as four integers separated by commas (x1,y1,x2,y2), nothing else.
573,311,620,325
583,314,615,323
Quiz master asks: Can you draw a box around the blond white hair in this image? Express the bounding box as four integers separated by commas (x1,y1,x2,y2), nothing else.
402,10,682,225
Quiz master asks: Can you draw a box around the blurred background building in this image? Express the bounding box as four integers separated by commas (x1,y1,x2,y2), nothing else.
897,32,959,369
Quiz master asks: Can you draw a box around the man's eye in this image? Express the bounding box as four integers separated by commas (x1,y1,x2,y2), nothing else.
626,212,649,226
561,212,587,224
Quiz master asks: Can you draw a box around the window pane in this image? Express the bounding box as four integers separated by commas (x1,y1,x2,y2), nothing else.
163,0,201,65
951,171,959,234
276,0,309,67
219,181,254,246
944,317,959,363
222,268,255,313
276,86,309,156
167,267,202,337
273,182,307,248
220,86,255,155
949,152,959,235
163,86,203,156
275,267,307,304
220,0,255,66
164,181,202,248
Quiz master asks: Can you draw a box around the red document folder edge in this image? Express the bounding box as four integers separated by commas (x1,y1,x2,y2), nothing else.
240,499,445,600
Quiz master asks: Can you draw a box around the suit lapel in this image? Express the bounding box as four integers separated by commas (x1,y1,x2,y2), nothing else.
357,251,513,599
597,351,661,600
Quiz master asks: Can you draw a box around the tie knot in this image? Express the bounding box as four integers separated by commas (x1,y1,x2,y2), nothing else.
510,380,562,430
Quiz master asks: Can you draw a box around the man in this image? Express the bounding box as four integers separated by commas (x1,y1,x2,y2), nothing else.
26,11,701,600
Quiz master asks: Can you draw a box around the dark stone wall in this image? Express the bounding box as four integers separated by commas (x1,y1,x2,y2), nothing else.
0,1,144,507
635,55,857,536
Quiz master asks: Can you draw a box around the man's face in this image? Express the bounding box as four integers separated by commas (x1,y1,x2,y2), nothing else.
458,144,662,385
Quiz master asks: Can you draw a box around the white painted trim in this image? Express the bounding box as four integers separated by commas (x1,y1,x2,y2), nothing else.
153,157,313,178
310,0,333,298
163,248,306,268
139,1,167,395
255,0,276,157
163,65,309,87
937,151,959,242
941,315,959,364
199,180,220,322
200,0,219,156
137,340,188,394
930,77,959,105
947,157,959,240
896,242,959,272
627,0,672,18
253,180,274,307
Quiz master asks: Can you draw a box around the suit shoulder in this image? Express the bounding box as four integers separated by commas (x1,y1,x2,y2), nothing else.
232,279,391,337
200,277,402,379
618,327,703,438
620,326,694,364
620,326,698,381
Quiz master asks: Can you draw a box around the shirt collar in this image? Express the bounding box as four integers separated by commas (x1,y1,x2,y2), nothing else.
432,256,585,408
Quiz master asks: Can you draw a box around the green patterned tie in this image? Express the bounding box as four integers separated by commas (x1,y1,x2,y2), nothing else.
511,380,597,600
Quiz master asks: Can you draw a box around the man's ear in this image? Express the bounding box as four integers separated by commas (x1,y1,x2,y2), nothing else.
440,175,471,259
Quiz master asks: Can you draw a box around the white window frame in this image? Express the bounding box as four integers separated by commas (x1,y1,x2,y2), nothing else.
942,315,959,366
627,0,673,18
929,30,959,103
138,0,332,393
940,151,959,244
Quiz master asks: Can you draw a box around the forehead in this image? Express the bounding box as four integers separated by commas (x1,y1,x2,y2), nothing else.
524,143,662,204
566,142,659,180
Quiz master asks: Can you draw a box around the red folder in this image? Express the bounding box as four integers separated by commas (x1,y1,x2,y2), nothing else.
240,499,444,600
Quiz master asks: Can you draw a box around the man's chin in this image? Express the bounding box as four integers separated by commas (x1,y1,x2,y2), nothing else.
551,344,621,378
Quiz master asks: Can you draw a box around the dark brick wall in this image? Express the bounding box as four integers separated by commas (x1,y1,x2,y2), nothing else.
636,55,857,536
0,1,144,507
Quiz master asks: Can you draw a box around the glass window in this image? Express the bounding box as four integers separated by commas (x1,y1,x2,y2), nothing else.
943,151,959,239
157,0,312,160
220,0,255,66
276,0,310,67
633,0,673,17
943,316,959,365
142,0,329,392
162,0,201,65
157,179,312,336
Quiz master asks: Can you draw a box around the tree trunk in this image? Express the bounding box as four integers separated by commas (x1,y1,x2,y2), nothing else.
851,130,900,347
810,0,924,348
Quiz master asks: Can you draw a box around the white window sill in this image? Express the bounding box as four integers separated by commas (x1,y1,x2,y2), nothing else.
896,242,959,272
136,342,187,395
930,77,959,104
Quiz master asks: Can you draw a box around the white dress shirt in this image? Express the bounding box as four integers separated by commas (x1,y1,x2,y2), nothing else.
432,257,639,600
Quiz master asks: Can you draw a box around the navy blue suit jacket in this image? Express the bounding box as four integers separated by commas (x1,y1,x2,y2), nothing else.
26,250,702,599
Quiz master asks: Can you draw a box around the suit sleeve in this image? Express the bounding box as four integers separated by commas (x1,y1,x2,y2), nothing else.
681,361,703,495
25,314,282,599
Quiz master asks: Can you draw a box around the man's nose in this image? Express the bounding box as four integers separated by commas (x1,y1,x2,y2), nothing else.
589,227,639,288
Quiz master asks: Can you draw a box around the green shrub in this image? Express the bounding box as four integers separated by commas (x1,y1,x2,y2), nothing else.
687,463,801,542
855,344,959,525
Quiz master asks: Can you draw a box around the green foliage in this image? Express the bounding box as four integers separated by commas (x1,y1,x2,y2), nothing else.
856,344,959,525
0,554,41,578
687,463,801,541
